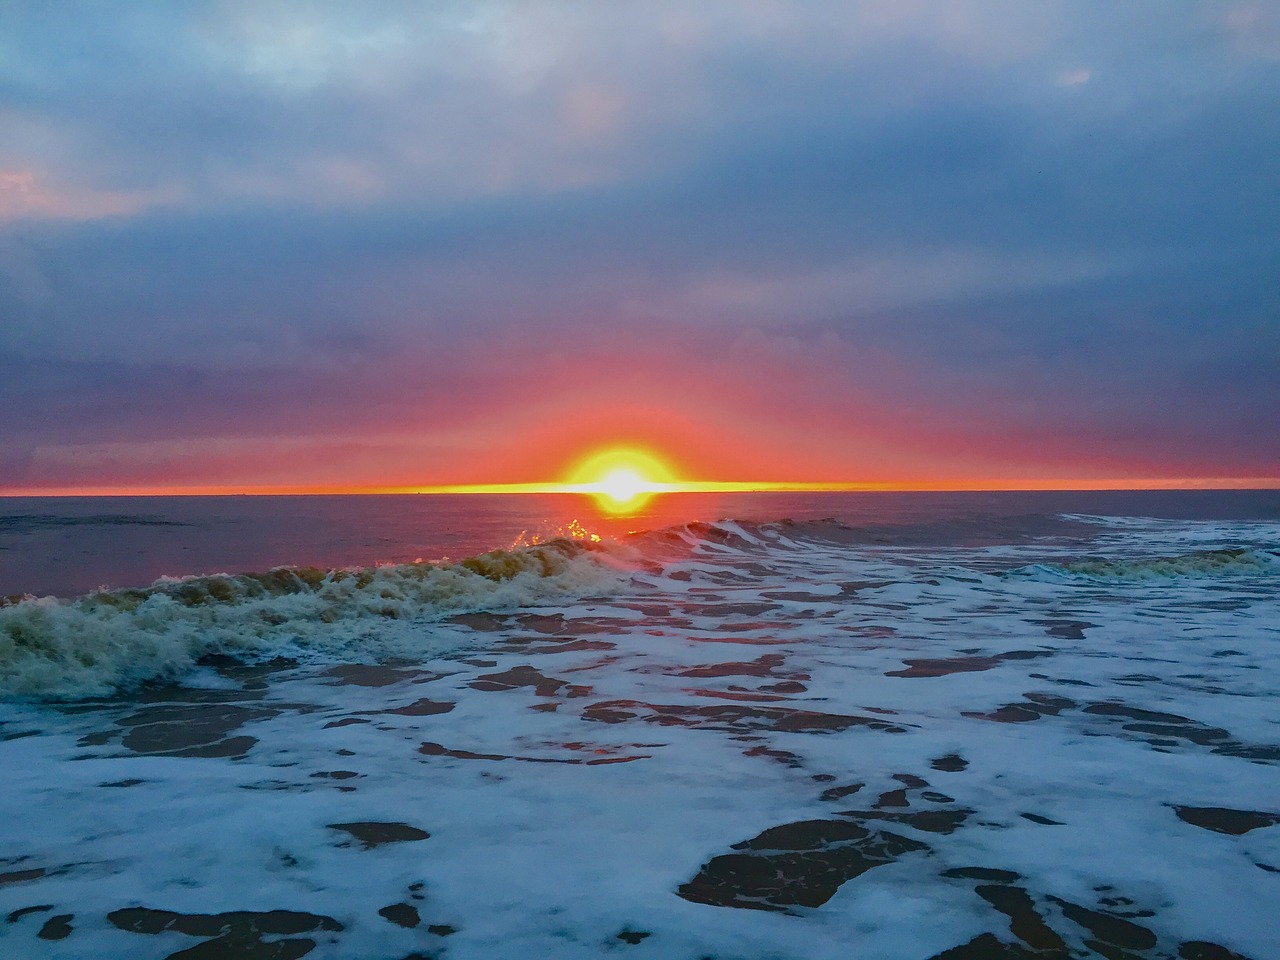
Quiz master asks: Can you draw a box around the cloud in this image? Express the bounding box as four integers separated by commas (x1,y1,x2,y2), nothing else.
1056,67,1091,87
0,1,1277,487
1223,2,1280,59
0,168,177,223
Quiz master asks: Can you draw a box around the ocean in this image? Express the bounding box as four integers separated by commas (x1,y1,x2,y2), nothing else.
0,491,1277,959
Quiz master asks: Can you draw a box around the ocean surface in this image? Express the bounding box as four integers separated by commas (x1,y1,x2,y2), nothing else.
0,491,1277,959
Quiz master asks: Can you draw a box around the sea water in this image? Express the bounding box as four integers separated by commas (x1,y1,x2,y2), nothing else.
0,491,1277,958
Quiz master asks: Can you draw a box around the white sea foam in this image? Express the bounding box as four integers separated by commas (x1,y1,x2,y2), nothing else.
1,510,1278,959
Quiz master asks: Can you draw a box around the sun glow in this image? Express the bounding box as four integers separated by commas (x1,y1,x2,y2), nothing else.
597,468,647,504
567,447,677,514
374,442,911,505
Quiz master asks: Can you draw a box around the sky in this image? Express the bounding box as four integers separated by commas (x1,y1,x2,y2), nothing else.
1,0,1278,493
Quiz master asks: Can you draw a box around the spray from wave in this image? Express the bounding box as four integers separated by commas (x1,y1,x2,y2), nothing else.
0,540,628,701
0,519,815,701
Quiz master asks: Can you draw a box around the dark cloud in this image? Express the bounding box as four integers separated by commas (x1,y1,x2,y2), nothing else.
1,1,1276,486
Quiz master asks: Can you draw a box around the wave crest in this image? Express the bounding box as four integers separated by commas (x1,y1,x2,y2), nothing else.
0,540,624,701
1011,547,1280,582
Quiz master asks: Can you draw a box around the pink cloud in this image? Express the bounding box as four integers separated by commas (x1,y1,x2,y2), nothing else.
0,168,175,223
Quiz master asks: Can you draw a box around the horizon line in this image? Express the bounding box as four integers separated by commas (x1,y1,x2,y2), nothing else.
2,477,1279,498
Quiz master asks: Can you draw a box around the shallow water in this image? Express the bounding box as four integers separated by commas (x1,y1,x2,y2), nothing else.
0,493,1277,959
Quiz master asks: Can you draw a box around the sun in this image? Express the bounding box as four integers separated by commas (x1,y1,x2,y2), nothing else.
597,467,647,505
567,447,677,514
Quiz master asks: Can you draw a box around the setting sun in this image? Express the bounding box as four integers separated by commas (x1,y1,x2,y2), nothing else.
597,469,646,504
384,442,897,508
567,447,677,514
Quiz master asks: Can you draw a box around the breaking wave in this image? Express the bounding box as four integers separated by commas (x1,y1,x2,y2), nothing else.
0,517,848,701
1010,547,1280,582
8,510,1276,701
0,541,627,701
635,515,1099,549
